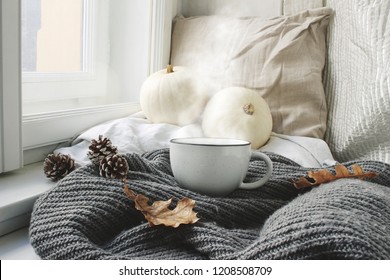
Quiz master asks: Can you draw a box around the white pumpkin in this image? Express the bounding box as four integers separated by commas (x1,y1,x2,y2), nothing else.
202,87,273,149
140,65,208,126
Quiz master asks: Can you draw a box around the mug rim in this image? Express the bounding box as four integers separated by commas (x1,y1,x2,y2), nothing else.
170,137,251,147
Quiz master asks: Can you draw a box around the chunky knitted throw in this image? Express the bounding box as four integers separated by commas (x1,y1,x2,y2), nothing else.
30,149,390,259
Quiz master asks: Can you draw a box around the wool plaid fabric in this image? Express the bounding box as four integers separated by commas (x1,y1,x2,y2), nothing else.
29,149,390,259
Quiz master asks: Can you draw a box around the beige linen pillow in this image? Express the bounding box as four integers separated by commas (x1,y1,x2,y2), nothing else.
171,8,332,138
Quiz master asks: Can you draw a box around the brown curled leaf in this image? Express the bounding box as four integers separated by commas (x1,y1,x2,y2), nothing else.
124,184,199,228
293,164,378,189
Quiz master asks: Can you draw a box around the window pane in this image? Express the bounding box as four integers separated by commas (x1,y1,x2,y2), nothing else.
22,0,151,115
22,0,84,73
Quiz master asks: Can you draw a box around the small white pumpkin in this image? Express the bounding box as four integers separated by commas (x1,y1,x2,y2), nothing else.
140,65,208,126
202,87,273,149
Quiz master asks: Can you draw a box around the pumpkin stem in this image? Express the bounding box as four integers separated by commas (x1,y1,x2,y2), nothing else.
243,103,255,115
167,64,174,74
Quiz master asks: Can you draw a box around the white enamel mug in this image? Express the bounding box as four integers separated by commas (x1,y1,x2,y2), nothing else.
170,137,273,196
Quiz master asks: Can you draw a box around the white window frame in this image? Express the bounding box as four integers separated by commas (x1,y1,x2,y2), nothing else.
0,0,23,173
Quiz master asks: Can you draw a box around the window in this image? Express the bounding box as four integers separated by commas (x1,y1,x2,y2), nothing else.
21,0,176,158
1,0,177,169
22,0,111,115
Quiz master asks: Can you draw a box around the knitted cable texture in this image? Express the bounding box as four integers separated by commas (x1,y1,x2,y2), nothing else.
29,149,390,259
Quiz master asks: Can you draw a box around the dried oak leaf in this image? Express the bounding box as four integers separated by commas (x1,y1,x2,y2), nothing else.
293,164,378,189
124,184,199,228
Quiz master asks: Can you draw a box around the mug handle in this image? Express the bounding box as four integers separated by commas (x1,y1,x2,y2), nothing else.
239,152,273,190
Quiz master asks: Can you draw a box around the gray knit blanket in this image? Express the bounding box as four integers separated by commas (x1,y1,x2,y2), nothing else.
29,149,390,259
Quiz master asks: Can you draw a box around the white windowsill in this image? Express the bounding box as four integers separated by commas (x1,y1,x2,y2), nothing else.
0,227,39,259
0,161,53,259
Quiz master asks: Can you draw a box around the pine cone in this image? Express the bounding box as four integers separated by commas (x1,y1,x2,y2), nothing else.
99,154,129,180
88,135,118,165
44,153,75,181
